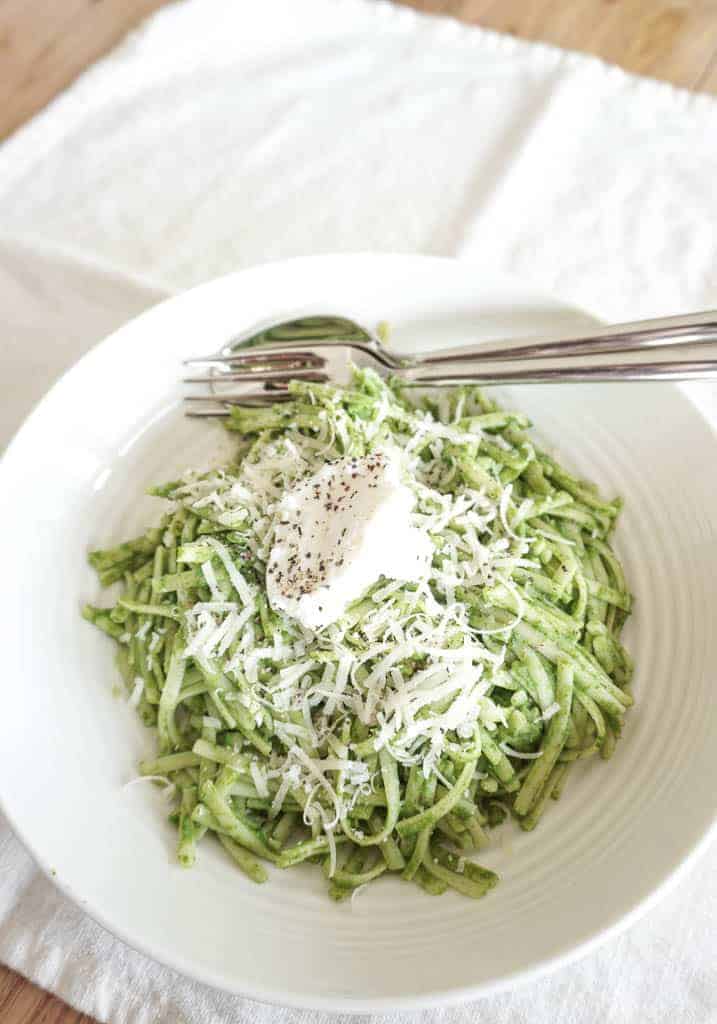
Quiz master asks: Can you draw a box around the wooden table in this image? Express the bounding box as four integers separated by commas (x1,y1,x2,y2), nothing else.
0,0,715,1019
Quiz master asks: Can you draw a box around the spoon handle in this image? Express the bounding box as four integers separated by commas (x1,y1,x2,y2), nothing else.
404,339,717,385
420,309,717,365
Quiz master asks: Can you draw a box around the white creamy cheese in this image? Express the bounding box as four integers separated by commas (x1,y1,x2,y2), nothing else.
266,449,432,630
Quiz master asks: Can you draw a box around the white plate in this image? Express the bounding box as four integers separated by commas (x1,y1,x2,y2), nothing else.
1,254,716,1012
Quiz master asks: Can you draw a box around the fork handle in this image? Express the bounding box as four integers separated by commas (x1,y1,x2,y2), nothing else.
418,309,717,365
402,340,717,385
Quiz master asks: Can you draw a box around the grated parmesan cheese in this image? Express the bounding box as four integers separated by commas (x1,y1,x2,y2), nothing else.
133,372,545,831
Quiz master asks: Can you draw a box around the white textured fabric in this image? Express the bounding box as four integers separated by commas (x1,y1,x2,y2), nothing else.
1,0,717,1020
2,0,717,321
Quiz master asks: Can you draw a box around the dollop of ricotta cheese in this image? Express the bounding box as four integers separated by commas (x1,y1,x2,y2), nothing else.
266,449,432,630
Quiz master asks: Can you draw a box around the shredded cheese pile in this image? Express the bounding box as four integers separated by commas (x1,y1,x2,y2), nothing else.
170,376,539,820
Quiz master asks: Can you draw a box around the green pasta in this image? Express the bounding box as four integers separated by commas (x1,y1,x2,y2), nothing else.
83,364,633,901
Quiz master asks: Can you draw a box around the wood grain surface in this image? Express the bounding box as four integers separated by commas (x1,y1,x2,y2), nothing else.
1,0,715,1020
403,0,717,92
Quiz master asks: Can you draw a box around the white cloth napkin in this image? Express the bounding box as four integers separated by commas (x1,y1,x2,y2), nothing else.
1,0,717,1020
1,0,717,322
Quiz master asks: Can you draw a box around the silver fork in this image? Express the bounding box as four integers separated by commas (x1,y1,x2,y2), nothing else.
183,310,717,415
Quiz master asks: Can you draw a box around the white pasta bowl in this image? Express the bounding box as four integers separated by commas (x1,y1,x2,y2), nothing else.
1,254,716,1011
